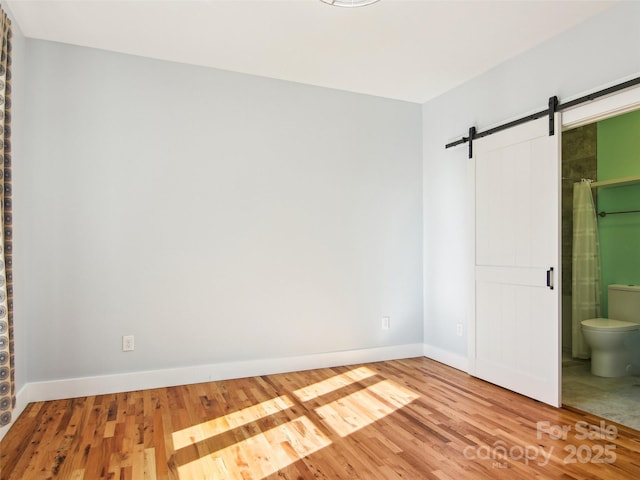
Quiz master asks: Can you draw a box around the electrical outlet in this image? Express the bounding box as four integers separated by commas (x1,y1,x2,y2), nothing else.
382,316,390,330
122,335,135,352
456,324,463,336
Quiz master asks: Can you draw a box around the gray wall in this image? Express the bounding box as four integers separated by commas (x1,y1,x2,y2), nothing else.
19,40,423,382
423,2,640,356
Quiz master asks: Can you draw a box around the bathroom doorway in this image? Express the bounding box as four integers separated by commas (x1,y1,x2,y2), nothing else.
561,104,640,431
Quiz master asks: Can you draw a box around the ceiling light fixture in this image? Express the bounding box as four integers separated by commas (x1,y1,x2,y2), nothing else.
320,0,381,7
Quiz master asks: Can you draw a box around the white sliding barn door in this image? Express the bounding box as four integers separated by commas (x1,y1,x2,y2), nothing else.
470,116,561,407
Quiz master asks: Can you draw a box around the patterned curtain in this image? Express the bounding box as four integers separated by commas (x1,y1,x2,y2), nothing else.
572,180,601,359
0,8,13,427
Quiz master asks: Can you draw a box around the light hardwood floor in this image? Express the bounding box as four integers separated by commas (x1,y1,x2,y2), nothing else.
1,357,639,479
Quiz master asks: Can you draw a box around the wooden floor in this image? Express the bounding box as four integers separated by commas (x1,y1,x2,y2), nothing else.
1,358,639,479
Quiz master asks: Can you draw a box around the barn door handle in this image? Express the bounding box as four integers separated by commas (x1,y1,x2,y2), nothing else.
546,267,554,290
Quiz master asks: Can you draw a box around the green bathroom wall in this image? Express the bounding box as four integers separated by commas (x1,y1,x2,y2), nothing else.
597,108,640,315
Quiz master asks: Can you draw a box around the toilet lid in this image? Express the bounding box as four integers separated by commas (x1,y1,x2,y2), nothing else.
581,318,639,331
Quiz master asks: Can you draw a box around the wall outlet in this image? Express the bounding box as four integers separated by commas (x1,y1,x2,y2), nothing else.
456,324,463,336
122,335,135,352
382,316,390,330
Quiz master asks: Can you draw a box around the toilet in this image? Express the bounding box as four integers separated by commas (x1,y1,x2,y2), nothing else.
581,284,640,377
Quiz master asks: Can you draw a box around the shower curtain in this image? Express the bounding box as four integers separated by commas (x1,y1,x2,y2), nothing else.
572,180,601,359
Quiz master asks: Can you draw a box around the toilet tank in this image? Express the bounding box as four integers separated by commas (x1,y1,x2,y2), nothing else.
608,284,640,324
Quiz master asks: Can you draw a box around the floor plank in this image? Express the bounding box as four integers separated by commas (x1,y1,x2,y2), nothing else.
1,358,639,479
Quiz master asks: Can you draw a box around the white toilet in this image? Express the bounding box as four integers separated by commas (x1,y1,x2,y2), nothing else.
581,284,640,377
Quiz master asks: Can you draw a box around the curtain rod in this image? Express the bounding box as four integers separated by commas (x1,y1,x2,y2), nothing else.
598,209,640,218
445,75,640,158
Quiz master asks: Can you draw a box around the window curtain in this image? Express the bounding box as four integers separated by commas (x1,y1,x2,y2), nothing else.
571,180,601,359
0,8,12,427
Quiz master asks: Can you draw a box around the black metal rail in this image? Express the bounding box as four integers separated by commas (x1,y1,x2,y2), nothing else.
446,76,640,158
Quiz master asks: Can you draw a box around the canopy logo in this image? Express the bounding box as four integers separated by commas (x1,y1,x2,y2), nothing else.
463,440,552,468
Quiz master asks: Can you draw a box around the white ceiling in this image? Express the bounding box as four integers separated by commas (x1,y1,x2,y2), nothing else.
6,0,615,103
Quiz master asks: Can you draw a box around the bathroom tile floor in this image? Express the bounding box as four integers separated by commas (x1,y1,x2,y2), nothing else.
562,353,640,431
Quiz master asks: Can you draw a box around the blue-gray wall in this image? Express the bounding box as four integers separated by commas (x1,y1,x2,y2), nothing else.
18,40,423,381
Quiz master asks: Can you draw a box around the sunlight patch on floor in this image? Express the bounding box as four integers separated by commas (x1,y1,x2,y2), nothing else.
315,379,420,437
174,367,421,479
293,366,377,402
172,395,295,450
177,415,331,480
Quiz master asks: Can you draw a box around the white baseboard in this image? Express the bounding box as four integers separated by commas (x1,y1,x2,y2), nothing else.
26,343,426,403
423,343,469,372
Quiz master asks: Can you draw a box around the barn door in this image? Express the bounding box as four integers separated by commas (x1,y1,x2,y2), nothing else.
470,115,561,407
